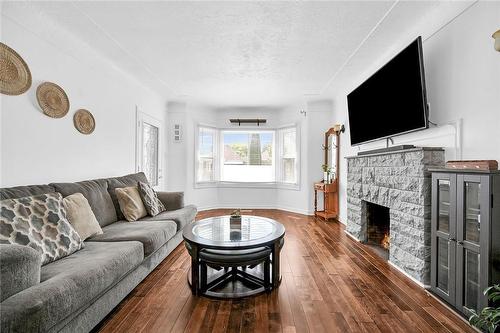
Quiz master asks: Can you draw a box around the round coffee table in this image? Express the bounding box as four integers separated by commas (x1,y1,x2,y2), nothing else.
183,215,285,298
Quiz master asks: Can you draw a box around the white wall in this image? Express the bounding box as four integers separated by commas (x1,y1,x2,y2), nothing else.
0,4,168,188
166,101,331,214
328,2,500,224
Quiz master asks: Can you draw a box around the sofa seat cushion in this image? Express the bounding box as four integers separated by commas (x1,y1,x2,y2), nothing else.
139,205,197,231
87,220,177,256
0,241,143,333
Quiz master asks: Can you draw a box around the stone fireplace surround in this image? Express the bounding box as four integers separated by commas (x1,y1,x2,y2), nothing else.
346,147,445,285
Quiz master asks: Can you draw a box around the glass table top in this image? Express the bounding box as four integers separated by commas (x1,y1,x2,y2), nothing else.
192,216,277,243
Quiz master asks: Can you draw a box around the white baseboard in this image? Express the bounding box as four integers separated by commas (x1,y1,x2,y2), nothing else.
344,229,360,242
196,204,314,216
388,261,428,288
343,230,427,288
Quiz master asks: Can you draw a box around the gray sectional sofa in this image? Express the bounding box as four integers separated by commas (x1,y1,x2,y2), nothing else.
0,172,197,333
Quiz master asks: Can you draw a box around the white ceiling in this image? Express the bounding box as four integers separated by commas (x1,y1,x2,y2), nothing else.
2,1,475,107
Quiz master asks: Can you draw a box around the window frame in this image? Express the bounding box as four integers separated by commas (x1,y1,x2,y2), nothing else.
194,123,300,190
219,129,276,184
194,124,218,187
276,125,300,190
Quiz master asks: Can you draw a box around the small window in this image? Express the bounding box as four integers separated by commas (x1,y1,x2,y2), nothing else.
279,127,297,184
197,127,216,182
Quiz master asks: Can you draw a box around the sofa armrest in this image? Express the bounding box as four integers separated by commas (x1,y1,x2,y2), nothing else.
157,191,184,211
0,244,41,302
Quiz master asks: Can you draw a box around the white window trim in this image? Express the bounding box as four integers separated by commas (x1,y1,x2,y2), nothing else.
276,124,301,190
194,123,300,190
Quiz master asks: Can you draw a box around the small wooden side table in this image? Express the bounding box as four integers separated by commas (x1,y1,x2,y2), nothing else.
314,180,338,220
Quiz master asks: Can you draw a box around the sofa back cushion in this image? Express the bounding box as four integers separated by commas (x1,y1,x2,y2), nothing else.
107,172,149,220
51,179,117,227
0,184,55,200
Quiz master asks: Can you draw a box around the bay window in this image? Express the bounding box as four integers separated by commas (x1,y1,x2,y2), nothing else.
196,125,299,188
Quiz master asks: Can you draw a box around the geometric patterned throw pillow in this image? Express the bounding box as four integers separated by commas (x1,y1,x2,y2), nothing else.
137,182,166,217
0,192,84,265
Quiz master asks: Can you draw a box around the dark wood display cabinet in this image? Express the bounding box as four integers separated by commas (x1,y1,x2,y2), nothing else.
430,168,500,317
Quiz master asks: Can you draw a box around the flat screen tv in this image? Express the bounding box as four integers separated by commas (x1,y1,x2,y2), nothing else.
347,37,428,146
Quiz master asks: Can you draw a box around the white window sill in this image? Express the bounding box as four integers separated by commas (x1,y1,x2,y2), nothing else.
194,181,300,190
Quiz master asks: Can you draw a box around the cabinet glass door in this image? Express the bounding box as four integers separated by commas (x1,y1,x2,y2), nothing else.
464,250,480,312
456,175,489,316
431,174,456,304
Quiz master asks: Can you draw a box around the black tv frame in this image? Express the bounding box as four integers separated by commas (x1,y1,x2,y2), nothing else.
347,36,429,147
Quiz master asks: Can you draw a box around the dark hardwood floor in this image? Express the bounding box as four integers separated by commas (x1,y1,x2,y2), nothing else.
95,209,476,333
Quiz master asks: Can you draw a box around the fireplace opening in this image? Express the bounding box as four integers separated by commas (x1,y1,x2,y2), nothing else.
364,201,390,259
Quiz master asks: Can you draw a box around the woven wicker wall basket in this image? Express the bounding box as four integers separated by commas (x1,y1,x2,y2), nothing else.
36,82,70,118
74,109,95,134
0,42,32,95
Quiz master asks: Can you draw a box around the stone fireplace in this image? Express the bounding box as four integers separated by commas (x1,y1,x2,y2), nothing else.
346,147,444,284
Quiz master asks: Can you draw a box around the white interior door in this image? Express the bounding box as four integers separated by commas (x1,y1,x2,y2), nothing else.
136,108,162,188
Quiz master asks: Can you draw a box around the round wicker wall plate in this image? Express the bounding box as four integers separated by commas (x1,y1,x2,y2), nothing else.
0,42,32,95
74,109,95,134
36,82,70,118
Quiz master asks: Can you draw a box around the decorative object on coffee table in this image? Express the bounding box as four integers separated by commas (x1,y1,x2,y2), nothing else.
229,209,242,227
446,160,498,171
0,42,32,95
73,109,95,134
183,215,285,298
36,82,69,118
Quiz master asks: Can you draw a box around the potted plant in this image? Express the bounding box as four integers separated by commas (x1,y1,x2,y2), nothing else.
469,284,500,333
329,166,336,183
322,164,329,183
230,209,242,227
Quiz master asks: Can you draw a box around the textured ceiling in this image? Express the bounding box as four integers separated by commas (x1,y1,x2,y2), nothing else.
2,1,473,107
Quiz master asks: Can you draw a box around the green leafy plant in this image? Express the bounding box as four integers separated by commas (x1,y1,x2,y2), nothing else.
469,285,500,333
230,209,241,218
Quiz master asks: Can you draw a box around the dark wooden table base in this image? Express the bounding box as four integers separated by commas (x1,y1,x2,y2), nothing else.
187,264,281,299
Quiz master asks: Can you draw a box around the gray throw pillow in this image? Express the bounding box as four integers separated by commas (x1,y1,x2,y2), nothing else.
137,182,166,216
0,192,84,265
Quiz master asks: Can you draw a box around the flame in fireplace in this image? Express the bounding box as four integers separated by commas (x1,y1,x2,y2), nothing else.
381,233,390,250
